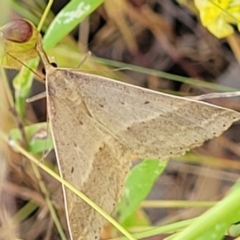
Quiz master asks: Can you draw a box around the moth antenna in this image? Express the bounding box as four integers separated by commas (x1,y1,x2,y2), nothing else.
7,52,43,80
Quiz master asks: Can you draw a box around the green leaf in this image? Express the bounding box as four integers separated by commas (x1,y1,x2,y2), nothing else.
13,59,39,118
122,209,150,227
43,0,105,49
117,159,167,223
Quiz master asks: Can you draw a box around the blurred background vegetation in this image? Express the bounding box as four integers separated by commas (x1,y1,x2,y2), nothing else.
1,0,240,239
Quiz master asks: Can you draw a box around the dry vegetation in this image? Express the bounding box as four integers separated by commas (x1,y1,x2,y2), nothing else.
0,0,240,239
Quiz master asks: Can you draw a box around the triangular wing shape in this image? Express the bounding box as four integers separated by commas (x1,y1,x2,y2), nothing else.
46,67,240,240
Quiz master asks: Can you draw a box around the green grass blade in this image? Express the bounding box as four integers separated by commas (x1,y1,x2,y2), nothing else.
117,159,167,223
174,181,240,240
43,0,104,49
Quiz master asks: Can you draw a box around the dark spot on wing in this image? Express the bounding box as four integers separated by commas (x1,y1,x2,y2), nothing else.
94,230,98,239
99,104,104,108
98,143,105,151
120,101,125,105
71,167,74,173
144,101,150,104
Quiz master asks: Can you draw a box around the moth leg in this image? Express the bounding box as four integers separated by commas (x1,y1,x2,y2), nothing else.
26,92,46,103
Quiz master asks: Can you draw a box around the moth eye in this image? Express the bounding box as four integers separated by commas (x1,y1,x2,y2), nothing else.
51,62,58,68
42,67,46,75
41,62,57,76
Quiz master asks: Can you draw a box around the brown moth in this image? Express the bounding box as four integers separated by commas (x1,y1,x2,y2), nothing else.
3,19,240,240
36,30,240,239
